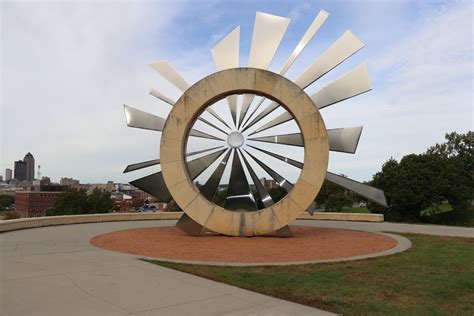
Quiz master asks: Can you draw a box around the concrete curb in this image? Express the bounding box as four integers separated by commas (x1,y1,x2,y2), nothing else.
0,211,384,233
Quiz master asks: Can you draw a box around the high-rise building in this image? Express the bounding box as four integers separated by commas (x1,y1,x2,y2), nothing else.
13,153,35,183
5,168,12,182
24,152,35,182
14,160,27,181
60,177,80,188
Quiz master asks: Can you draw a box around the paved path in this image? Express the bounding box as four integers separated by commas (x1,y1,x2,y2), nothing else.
1,219,472,315
294,220,474,237
0,220,334,316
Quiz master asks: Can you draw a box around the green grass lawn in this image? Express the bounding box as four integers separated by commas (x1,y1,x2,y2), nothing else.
144,234,474,315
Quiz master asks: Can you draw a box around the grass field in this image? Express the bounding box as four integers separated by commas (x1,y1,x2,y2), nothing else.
145,234,474,315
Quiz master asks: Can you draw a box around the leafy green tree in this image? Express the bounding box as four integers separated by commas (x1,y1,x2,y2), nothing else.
325,192,353,212
0,195,15,210
369,131,472,223
87,188,114,214
46,188,113,216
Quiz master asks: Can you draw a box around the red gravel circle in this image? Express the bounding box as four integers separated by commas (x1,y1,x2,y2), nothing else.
91,226,397,264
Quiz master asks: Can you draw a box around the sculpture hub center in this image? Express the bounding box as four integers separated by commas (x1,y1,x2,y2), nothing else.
227,131,244,148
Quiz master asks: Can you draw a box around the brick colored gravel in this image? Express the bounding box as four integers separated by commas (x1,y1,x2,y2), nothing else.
91,226,397,264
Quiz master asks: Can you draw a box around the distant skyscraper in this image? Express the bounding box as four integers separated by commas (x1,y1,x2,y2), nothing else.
24,152,35,182
14,160,27,181
5,168,12,182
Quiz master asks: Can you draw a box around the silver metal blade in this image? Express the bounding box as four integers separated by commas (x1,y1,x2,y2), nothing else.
249,128,363,153
248,133,303,147
312,63,372,109
224,150,258,211
236,12,290,129
196,117,229,135
149,89,175,106
124,159,161,174
130,172,172,202
325,172,387,207
294,30,364,89
206,107,233,130
279,10,329,75
211,26,240,127
200,150,232,201
327,126,363,154
124,146,224,174
247,145,303,169
246,146,387,208
240,151,274,208
249,111,293,136
240,10,329,131
149,91,229,135
243,149,293,192
149,60,190,92
242,30,364,133
241,101,279,133
187,148,227,180
150,60,231,129
189,129,225,141
248,12,290,69
237,94,255,129
124,104,166,132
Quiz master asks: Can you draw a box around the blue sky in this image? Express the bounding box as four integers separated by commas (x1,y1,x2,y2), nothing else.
1,0,472,184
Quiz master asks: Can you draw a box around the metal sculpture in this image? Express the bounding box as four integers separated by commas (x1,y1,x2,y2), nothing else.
123,10,387,237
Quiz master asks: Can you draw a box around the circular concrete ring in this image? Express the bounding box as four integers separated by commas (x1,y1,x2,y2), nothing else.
160,68,329,236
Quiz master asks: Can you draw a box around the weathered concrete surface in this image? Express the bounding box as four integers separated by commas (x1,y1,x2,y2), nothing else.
0,211,384,233
0,220,334,316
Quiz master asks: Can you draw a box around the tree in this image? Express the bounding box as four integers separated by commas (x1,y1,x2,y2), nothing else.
46,188,113,216
0,195,15,210
369,131,472,223
87,188,114,214
325,192,353,212
268,186,287,203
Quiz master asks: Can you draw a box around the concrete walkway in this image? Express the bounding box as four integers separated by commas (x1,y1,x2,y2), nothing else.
0,220,334,316
1,220,472,315
294,220,474,237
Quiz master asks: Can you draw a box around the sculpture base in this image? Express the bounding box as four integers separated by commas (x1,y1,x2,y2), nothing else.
176,213,293,237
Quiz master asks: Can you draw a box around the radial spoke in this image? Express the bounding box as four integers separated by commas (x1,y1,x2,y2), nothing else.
241,10,329,130
124,146,225,173
200,150,232,201
248,133,303,147
130,172,172,202
241,101,280,133
248,112,293,136
242,149,293,192
311,64,371,110
236,12,290,128
224,150,258,211
196,117,229,136
240,151,274,208
327,126,363,154
187,148,228,180
247,145,303,169
211,26,240,127
149,60,231,129
149,90,230,135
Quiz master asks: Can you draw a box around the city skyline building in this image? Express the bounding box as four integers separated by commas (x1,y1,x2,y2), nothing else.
14,160,27,181
24,152,35,182
5,168,12,182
